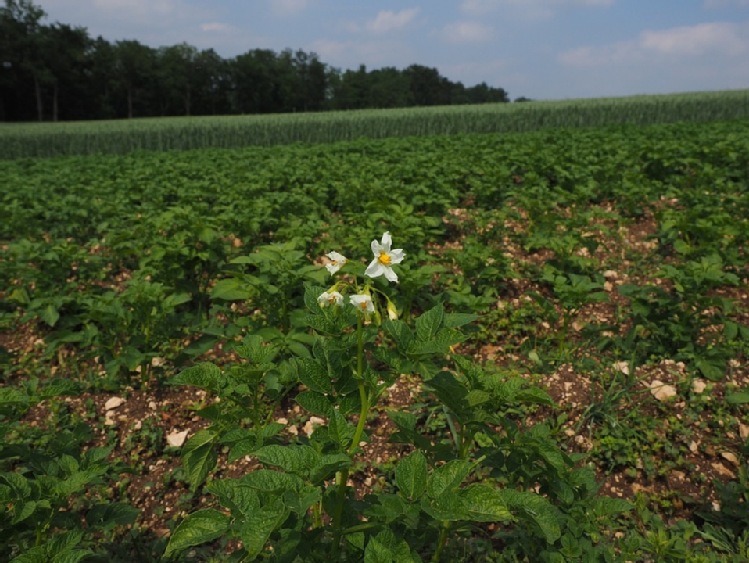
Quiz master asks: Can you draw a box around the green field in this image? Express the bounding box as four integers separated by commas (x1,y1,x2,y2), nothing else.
1,89,748,159
1,108,748,561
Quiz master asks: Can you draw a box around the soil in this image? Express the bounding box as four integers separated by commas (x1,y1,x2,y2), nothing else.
5,201,749,551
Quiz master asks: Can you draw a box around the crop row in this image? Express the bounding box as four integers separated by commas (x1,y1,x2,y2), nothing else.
1,89,748,159
1,118,748,560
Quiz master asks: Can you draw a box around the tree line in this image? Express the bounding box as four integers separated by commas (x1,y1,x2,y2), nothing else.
0,0,511,122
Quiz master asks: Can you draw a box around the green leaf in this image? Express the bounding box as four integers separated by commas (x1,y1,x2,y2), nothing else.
1,472,31,498
364,528,419,563
41,304,60,327
426,371,469,419
0,387,30,409
39,379,80,400
366,494,408,524
85,502,140,530
410,328,465,355
12,500,37,524
55,468,106,496
255,445,320,475
227,438,260,462
164,509,231,558
395,451,427,501
415,304,445,341
295,390,334,417
443,312,478,328
182,430,219,491
589,496,633,517
235,334,279,365
461,484,514,522
163,292,192,309
310,453,351,484
206,479,260,518
210,277,253,300
382,319,414,349
499,489,562,544
298,358,334,393
427,459,473,499
695,358,725,381
170,363,224,393
238,499,288,559
727,391,749,404
326,410,355,451
465,389,491,408
11,532,91,563
240,469,303,493
421,489,466,522
387,410,434,450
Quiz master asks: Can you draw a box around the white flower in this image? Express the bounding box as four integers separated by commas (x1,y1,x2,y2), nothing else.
325,251,347,275
365,232,405,283
386,301,398,320
349,294,374,314
318,291,344,308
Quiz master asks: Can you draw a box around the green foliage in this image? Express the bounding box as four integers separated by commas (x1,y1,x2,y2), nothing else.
0,381,137,560
2,116,748,561
165,230,631,561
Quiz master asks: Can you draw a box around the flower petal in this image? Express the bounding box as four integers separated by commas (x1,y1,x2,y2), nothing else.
365,260,384,279
389,249,405,264
381,232,392,252
383,266,398,283
326,251,346,263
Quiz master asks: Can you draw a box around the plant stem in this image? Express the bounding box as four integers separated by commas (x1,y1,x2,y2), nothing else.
432,521,451,562
331,313,369,558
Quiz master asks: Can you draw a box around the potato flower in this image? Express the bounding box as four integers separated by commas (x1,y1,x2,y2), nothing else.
365,232,405,283
349,294,374,314
318,291,344,308
325,251,347,275
386,300,398,320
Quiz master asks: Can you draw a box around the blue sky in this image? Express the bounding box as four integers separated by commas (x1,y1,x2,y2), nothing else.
39,0,749,100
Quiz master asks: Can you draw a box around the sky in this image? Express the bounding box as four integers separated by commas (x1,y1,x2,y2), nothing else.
38,0,749,101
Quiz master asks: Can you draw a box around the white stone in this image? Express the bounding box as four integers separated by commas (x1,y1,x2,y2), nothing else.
721,452,739,466
166,430,189,447
104,396,125,411
649,380,677,401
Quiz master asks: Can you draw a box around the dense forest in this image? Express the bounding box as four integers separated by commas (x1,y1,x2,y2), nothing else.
0,0,510,122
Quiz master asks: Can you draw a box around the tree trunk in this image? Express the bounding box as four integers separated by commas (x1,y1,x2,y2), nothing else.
52,82,59,122
34,74,43,121
184,86,191,116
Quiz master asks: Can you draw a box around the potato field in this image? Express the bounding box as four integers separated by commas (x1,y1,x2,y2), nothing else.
1,94,748,561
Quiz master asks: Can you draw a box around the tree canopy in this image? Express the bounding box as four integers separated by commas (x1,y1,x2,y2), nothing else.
0,0,510,121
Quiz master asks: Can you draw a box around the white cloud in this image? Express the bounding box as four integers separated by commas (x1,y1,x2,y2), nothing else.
461,0,613,18
560,21,749,66
641,23,748,56
365,8,420,33
200,22,232,33
443,21,493,43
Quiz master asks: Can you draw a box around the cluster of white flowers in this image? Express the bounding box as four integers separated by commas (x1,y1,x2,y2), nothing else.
318,232,405,316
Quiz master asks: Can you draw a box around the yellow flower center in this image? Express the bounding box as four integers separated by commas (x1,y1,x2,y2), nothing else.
378,251,392,266
328,296,337,305
359,301,368,310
